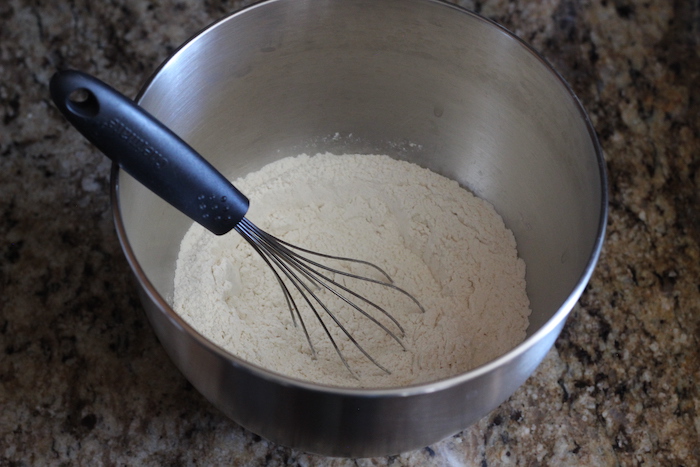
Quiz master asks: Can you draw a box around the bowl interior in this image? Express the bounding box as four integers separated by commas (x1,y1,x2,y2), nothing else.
116,0,605,357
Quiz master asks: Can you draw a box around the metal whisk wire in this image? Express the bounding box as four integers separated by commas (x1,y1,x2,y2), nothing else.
234,217,425,377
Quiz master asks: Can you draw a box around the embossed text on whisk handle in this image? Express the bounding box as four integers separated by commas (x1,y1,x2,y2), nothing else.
101,117,169,170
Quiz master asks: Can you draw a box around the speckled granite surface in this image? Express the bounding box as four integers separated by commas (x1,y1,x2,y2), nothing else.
2,0,699,465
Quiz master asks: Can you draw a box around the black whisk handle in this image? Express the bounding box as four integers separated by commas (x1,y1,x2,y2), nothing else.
50,69,249,235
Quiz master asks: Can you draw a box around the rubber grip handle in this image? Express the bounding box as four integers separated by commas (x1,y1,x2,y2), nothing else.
49,69,249,235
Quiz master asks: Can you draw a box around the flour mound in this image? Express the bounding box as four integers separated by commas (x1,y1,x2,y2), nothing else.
173,153,530,388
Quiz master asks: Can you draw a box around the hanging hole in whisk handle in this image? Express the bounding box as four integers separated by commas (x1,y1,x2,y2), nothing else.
65,87,100,118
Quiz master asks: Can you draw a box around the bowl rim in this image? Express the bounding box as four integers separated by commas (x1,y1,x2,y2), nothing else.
111,0,608,398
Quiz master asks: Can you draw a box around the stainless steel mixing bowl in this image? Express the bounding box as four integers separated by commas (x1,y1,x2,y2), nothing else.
112,0,607,457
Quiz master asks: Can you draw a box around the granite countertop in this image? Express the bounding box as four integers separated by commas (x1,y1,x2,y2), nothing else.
2,0,699,465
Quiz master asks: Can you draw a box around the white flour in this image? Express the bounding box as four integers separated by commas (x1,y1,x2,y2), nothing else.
173,153,530,388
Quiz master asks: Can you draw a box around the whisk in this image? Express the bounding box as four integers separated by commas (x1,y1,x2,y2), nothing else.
50,70,424,376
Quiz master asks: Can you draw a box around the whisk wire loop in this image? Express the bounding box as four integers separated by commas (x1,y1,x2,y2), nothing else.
236,219,361,375
234,217,423,375
237,232,317,358
249,225,407,345
265,234,426,316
